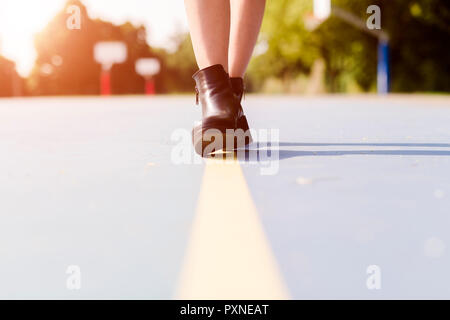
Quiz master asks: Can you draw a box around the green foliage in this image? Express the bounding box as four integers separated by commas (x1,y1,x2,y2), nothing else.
248,0,318,91
2,0,448,96
248,0,450,93
161,33,198,93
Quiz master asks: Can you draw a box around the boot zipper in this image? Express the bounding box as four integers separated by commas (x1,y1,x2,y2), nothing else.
195,86,199,105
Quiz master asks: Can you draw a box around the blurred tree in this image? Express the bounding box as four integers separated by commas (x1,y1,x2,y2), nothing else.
29,0,161,95
0,56,23,97
29,0,99,95
156,33,198,93
379,0,450,92
248,0,450,93
248,0,317,92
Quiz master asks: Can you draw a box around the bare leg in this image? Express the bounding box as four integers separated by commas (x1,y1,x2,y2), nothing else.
229,0,266,78
184,0,231,71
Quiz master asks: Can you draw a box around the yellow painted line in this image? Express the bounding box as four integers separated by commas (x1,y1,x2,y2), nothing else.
176,157,289,300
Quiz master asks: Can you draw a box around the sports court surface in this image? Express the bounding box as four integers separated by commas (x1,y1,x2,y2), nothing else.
0,95,449,299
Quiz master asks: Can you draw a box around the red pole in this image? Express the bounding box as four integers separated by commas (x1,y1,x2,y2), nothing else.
101,69,111,95
145,78,155,95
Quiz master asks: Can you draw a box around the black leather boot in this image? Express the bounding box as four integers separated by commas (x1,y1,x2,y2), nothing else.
192,65,252,156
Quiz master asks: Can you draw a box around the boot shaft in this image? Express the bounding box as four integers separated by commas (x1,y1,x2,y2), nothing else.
192,64,240,120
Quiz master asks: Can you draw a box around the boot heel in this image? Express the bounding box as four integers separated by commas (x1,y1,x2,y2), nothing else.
236,115,253,147
192,119,232,156
192,127,228,156
192,120,252,156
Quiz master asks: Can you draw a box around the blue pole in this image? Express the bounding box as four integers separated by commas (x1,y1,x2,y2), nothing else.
377,39,390,94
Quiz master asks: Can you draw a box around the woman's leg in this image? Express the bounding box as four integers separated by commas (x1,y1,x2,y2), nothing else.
228,0,266,78
183,0,231,71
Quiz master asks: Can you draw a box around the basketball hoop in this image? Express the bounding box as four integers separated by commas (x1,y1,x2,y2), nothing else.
135,58,161,78
94,41,127,95
135,58,161,95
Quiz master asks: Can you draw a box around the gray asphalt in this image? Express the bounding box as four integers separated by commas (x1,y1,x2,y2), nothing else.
0,95,449,299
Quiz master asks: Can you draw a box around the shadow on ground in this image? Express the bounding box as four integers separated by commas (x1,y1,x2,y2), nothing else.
205,142,450,161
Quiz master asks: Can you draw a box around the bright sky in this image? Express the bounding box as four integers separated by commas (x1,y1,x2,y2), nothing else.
0,0,188,76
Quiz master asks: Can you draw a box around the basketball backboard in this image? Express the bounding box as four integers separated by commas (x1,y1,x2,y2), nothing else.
135,58,161,78
94,41,127,70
